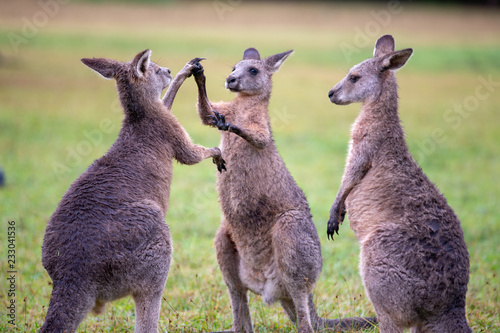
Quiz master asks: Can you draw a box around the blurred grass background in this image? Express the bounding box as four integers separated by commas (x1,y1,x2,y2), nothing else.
0,0,499,332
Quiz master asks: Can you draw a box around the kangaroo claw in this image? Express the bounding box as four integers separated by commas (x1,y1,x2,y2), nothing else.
189,57,205,76
213,156,226,173
327,219,339,240
210,111,231,131
327,204,345,240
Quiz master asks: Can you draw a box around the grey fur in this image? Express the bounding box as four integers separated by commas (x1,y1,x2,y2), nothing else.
327,35,471,333
40,50,223,333
193,48,376,333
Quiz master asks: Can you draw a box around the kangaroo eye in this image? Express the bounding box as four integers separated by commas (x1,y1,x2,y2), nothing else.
249,67,259,75
156,68,161,74
232,67,236,72
349,75,360,83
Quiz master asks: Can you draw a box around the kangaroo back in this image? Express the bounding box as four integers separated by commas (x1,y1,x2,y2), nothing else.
327,35,470,332
40,50,223,333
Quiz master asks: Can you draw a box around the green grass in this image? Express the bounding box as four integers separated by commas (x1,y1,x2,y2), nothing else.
1,1,499,332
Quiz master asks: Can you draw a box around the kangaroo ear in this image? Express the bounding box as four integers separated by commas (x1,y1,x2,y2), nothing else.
264,50,293,73
378,48,413,72
243,48,260,60
374,34,395,58
81,57,119,79
132,49,151,78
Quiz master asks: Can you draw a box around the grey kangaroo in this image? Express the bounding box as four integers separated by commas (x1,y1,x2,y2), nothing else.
192,48,376,333
40,50,224,333
327,35,471,332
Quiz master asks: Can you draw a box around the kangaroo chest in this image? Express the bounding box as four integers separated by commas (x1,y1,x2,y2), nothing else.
217,133,276,219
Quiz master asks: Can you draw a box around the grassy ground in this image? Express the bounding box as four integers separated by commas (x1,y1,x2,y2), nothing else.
0,1,499,332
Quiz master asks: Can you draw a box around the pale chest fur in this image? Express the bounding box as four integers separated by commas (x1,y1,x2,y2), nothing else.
213,98,309,303
344,113,403,245
213,101,280,220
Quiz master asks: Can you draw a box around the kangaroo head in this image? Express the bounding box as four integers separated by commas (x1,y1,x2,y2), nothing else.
328,35,413,105
225,48,293,97
81,49,172,103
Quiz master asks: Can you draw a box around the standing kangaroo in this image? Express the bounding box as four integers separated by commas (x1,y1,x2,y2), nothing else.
192,48,376,333
327,35,471,332
40,50,224,333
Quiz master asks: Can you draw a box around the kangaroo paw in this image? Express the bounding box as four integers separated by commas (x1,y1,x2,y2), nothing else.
327,218,339,240
327,204,345,240
213,155,227,173
210,111,232,131
189,57,205,76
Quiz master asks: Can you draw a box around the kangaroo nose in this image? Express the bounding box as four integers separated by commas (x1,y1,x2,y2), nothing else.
227,77,236,84
328,89,334,99
167,68,171,74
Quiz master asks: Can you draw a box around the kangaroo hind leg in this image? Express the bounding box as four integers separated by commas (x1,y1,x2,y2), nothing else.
133,290,163,333
39,279,95,333
215,225,254,333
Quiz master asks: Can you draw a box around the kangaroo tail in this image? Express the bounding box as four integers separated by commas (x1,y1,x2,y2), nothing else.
308,293,377,331
314,316,377,331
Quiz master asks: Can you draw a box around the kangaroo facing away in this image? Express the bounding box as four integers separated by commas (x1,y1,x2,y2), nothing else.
192,48,376,333
40,50,224,333
327,35,471,332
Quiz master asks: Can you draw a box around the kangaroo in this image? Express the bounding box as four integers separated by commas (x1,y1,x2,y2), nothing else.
40,50,224,333
327,35,471,332
192,48,376,333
